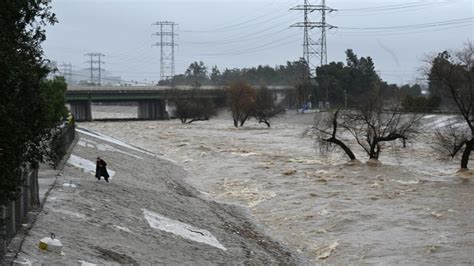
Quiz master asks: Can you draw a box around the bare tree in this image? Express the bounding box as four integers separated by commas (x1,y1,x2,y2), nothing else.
432,122,470,158
174,87,217,124
428,42,473,169
227,81,257,127
253,86,285,127
342,93,420,160
314,109,356,160
175,98,216,124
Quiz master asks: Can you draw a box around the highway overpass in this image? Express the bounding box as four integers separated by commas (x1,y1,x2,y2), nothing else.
66,85,296,121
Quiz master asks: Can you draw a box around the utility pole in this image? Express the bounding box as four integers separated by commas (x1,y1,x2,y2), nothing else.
58,62,73,84
84,53,105,86
152,21,178,82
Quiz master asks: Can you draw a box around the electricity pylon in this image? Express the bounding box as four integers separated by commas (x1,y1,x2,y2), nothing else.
152,21,178,82
58,62,73,84
84,53,105,85
291,0,337,75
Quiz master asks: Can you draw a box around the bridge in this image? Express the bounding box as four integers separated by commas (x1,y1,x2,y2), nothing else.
66,85,295,121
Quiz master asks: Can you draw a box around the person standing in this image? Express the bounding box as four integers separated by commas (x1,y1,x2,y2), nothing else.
95,157,110,183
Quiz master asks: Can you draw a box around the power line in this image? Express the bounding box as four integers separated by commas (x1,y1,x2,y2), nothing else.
334,1,456,17
152,21,178,81
198,35,302,56
337,0,455,12
181,16,299,46
334,23,472,37
338,17,473,30
181,0,297,33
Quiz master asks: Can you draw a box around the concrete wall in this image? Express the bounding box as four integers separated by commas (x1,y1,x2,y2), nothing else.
0,166,39,260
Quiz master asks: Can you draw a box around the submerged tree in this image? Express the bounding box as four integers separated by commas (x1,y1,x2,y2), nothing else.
174,85,217,124
343,93,420,160
428,42,473,169
432,122,470,159
253,87,285,127
314,109,356,160
175,98,217,124
227,81,257,127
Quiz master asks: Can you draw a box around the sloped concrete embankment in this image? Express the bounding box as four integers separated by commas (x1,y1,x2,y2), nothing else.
16,128,302,265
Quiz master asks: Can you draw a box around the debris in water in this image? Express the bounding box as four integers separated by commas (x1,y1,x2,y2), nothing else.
319,209,329,216
425,245,439,254
283,169,297,176
431,211,444,218
317,241,339,259
370,182,381,188
199,145,212,151
317,178,328,184
177,143,189,147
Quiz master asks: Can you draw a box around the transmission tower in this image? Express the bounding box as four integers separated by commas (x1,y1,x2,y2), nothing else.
291,0,337,75
84,53,105,85
152,21,178,81
58,62,73,84
317,0,337,66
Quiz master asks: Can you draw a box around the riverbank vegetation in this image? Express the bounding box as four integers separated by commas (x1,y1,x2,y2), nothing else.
0,2,67,205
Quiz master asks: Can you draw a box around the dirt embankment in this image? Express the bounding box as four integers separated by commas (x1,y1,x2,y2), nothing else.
15,129,303,265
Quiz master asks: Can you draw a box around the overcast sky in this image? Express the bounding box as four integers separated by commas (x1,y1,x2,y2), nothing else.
43,0,473,85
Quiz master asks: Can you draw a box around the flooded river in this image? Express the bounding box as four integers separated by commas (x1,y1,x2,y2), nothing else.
82,106,473,264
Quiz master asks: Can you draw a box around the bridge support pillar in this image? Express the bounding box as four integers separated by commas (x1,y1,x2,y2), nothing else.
69,101,92,121
138,100,166,120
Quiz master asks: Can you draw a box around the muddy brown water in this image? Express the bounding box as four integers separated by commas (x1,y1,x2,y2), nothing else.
83,108,474,264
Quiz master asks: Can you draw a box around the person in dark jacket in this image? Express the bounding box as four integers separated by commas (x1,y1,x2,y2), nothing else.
95,157,110,182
